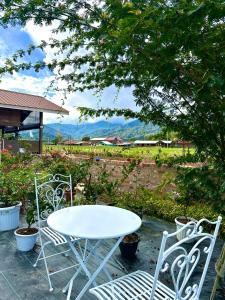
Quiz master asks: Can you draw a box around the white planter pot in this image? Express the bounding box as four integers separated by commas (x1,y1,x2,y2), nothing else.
175,216,196,243
0,202,21,231
14,228,39,251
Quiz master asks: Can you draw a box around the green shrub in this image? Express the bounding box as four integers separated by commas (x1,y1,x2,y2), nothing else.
174,165,225,213
116,188,224,238
155,151,201,167
0,167,34,207
47,157,92,188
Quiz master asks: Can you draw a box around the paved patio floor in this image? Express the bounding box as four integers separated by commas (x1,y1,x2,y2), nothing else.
0,216,224,300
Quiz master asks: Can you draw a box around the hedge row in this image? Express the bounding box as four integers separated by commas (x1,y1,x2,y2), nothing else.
146,199,224,237
116,190,224,238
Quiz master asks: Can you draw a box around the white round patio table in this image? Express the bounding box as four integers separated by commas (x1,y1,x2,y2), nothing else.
47,205,142,300
48,204,141,239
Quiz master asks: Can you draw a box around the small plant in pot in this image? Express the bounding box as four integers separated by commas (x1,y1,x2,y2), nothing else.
14,203,39,251
119,233,140,259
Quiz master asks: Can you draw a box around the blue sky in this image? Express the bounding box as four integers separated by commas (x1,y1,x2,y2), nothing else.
0,23,136,124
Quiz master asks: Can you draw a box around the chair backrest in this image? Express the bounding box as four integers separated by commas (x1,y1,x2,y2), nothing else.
34,173,73,227
150,217,222,300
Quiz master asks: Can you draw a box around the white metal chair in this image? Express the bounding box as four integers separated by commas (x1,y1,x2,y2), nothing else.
33,173,81,291
90,216,222,300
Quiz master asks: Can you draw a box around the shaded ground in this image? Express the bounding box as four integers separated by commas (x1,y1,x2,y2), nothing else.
0,216,224,300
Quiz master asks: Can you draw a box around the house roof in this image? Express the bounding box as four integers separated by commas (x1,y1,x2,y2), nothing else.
117,142,132,146
0,89,69,114
105,136,122,141
134,140,159,144
90,137,106,141
99,141,113,145
161,140,172,144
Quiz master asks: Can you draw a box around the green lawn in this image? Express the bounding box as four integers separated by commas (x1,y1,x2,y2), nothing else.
44,144,195,160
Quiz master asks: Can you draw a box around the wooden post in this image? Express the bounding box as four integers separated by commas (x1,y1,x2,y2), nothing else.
0,128,2,164
38,112,43,155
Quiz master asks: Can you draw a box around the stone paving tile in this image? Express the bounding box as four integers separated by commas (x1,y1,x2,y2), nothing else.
0,238,30,272
0,230,14,241
2,266,65,300
0,272,20,300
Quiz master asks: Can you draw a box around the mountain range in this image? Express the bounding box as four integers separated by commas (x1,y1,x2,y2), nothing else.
22,120,160,141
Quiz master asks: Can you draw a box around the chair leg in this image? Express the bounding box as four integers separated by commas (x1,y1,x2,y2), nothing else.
34,236,82,292
33,241,51,267
33,236,53,292
42,246,54,292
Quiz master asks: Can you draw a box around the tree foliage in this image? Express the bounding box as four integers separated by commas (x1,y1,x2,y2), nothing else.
147,127,179,141
82,136,90,142
1,1,225,164
52,131,63,145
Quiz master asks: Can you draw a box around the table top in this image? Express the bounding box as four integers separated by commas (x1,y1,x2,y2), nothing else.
47,205,142,239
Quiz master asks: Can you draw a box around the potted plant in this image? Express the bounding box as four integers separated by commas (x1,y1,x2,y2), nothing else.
14,203,38,251
0,198,21,231
119,233,140,259
175,215,197,242
0,171,22,231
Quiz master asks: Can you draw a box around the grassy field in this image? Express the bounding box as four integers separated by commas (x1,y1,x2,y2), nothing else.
44,144,195,160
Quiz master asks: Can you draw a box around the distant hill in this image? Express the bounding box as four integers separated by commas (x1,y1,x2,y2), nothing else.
22,120,160,141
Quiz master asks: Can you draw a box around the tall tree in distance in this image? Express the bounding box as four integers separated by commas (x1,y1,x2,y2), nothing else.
0,1,225,165
52,131,63,145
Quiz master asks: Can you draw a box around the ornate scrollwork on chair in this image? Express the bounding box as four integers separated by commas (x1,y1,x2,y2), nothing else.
89,217,222,300
155,218,221,300
33,173,79,292
35,173,73,222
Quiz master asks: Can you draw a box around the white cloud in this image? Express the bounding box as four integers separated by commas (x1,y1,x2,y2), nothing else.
23,21,57,45
0,73,53,95
23,20,69,65
0,22,137,125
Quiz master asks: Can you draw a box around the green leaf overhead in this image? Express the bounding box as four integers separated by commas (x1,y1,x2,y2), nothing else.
1,1,225,164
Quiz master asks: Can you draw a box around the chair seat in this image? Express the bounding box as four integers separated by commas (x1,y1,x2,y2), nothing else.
41,227,79,246
90,270,176,300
